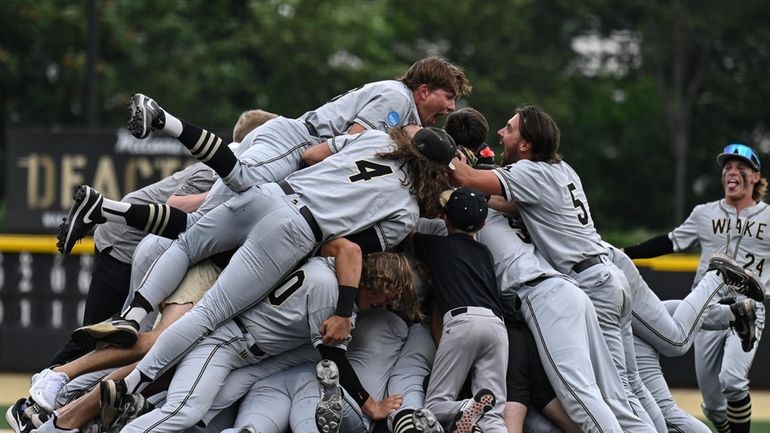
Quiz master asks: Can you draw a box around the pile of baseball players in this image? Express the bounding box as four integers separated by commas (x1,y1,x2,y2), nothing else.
5,56,767,433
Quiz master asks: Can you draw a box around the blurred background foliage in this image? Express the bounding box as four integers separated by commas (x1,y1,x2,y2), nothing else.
2,0,770,245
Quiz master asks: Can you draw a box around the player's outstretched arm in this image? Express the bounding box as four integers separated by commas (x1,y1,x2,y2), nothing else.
449,157,503,196
319,238,362,345
302,141,334,166
623,234,674,259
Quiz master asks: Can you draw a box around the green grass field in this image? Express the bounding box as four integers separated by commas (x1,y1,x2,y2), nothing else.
2,404,770,433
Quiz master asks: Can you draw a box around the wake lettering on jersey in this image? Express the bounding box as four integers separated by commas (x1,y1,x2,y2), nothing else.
711,218,767,240
712,218,731,234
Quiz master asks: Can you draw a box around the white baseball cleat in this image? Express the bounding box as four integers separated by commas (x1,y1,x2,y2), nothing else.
449,388,495,433
28,369,69,413
315,359,343,433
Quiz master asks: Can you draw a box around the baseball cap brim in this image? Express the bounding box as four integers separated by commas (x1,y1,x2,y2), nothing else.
717,143,760,171
439,189,454,207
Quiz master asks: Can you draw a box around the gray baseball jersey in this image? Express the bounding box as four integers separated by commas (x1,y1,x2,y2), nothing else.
300,80,421,138
493,160,606,274
95,162,214,263
121,257,356,433
287,130,419,247
212,80,420,196
670,199,767,420
671,199,770,288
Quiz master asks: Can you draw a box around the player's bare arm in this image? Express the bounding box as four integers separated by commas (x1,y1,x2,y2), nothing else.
319,237,362,345
302,141,334,166
346,122,367,135
166,192,209,213
449,157,503,196
488,195,518,216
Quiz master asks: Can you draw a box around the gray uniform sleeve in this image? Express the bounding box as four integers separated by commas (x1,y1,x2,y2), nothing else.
172,163,217,196
328,133,368,154
669,205,704,252
355,89,414,130
493,161,544,204
375,210,419,251
415,217,448,236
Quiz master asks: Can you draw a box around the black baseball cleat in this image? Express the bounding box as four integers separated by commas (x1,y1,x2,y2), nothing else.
449,389,495,433
103,392,152,433
127,93,165,139
6,398,33,433
730,299,757,352
707,253,766,301
315,359,343,433
57,185,106,254
99,379,128,429
71,315,140,350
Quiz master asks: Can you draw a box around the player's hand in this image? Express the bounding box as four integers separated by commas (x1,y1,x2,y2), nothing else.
362,394,403,420
320,315,352,345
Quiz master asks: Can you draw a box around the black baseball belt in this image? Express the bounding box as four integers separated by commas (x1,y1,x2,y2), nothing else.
277,180,323,243
572,255,606,274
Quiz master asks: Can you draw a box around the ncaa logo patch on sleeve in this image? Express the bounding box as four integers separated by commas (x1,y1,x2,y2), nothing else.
387,111,401,127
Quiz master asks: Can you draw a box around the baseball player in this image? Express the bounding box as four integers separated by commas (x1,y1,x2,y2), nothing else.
57,56,470,251
625,143,769,433
448,105,659,432
76,125,454,419
99,253,409,433
412,187,508,433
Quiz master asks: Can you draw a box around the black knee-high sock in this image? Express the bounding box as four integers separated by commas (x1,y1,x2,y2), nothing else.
393,409,416,433
727,395,751,433
176,119,237,179
713,418,731,433
117,203,188,239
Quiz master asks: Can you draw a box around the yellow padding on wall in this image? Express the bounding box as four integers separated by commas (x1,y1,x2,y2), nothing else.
0,235,94,254
633,254,700,272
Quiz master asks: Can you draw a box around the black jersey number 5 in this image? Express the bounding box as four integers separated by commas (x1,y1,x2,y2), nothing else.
349,160,393,182
567,183,589,225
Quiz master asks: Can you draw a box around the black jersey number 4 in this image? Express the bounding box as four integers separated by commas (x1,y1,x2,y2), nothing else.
349,160,393,182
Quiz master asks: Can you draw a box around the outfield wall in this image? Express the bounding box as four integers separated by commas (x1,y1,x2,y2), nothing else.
0,242,767,388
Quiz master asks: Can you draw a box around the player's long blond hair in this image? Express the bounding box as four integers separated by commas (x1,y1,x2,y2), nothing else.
361,252,421,322
378,127,452,218
754,177,768,202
